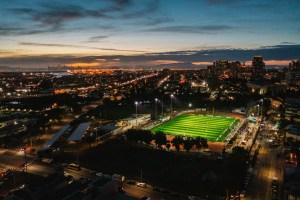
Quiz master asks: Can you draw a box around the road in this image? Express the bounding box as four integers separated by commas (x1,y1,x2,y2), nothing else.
123,183,188,200
245,123,284,200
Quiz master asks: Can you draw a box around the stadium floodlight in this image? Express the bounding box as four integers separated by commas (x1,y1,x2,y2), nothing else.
155,98,158,120
170,94,174,115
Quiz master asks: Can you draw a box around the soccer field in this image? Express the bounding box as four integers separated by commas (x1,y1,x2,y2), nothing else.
151,114,239,142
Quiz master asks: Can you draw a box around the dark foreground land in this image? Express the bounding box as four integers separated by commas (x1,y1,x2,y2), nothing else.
55,138,247,198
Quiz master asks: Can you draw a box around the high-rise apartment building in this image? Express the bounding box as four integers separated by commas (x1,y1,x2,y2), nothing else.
252,56,265,80
286,60,300,85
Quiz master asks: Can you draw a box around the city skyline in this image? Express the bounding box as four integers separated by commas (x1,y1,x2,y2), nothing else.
0,0,300,68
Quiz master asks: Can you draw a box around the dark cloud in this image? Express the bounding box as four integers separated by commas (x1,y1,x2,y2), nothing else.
144,25,233,34
114,0,132,6
7,8,34,14
145,17,174,26
122,0,159,19
1,43,299,68
3,0,160,36
280,42,297,45
0,25,23,35
89,35,109,41
0,24,60,36
205,0,240,5
19,42,147,53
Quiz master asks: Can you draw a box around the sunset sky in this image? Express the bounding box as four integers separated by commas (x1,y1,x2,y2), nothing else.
0,0,299,68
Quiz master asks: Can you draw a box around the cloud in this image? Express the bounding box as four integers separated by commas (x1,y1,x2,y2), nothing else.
0,24,62,36
3,0,160,36
122,0,160,19
205,0,240,5
88,35,109,42
144,25,233,34
1,43,299,68
280,42,297,45
19,42,147,53
145,17,174,26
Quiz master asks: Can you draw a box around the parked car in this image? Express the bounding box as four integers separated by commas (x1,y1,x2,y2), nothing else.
240,190,246,197
137,182,146,188
139,197,150,200
96,172,103,177
126,180,136,185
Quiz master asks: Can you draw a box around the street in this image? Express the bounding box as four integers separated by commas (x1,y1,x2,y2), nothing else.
246,123,284,200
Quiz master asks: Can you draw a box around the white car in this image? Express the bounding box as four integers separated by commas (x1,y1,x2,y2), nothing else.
96,172,103,177
137,182,146,188
240,190,246,197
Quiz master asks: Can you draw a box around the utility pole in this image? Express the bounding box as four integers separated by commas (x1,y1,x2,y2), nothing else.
155,98,158,120
161,95,164,116
24,147,27,173
170,94,174,115
135,101,138,126
104,99,107,120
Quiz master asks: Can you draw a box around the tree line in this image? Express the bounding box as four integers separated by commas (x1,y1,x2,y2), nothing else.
125,129,208,153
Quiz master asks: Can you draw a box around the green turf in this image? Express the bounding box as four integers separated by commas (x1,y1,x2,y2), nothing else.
151,114,239,142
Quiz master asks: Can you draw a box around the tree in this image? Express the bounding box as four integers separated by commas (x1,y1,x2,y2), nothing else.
125,129,140,142
125,129,154,144
200,137,208,149
154,131,167,148
166,142,171,151
140,130,154,144
193,136,202,152
171,136,183,152
231,146,248,159
183,137,194,153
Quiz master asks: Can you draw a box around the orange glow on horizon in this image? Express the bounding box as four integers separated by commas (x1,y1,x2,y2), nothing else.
67,62,101,67
192,61,213,65
245,60,290,66
152,60,183,65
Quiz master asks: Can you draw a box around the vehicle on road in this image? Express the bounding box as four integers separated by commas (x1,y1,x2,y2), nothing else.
240,190,246,197
126,180,135,185
79,177,91,184
68,163,81,171
137,182,146,188
2,169,13,177
96,172,103,177
139,196,150,200
20,162,29,167
42,157,54,164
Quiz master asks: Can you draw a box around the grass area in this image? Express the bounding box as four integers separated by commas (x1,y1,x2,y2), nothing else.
151,114,239,142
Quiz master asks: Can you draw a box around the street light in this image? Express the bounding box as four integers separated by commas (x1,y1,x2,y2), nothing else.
155,98,158,120
257,104,260,117
135,101,138,126
170,94,174,115
189,103,192,108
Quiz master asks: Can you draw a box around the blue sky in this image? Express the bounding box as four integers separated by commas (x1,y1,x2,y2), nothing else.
0,0,299,68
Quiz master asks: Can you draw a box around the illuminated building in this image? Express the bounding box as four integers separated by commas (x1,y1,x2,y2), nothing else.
251,56,265,80
286,60,300,85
